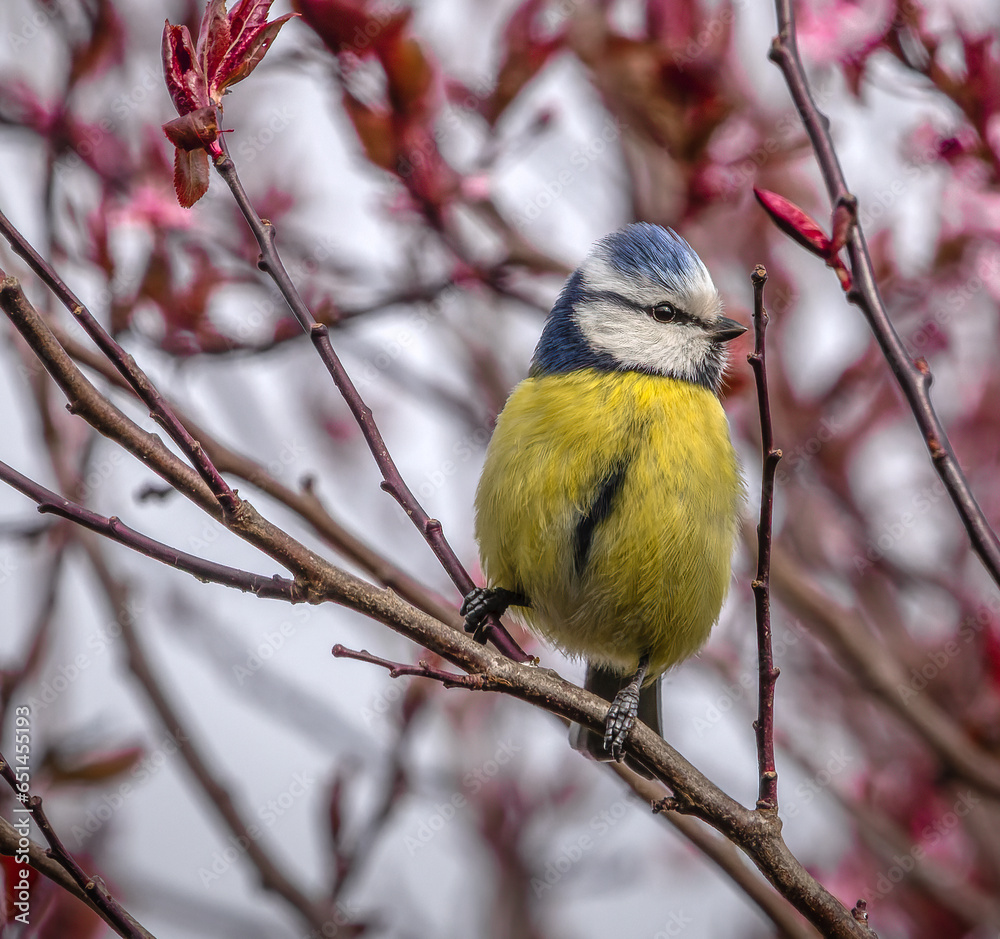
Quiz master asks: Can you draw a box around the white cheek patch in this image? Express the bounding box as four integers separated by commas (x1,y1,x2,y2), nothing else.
574,300,713,382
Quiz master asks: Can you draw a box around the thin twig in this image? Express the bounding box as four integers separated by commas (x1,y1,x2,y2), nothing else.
767,0,1000,591
0,221,240,516
0,754,148,938
748,265,782,811
53,324,463,627
0,459,302,600
211,139,529,663
0,815,154,938
82,543,342,936
332,644,489,689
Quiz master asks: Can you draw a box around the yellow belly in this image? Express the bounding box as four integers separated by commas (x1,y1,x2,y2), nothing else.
474,369,742,676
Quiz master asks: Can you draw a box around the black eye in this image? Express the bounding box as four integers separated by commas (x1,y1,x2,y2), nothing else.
649,302,681,323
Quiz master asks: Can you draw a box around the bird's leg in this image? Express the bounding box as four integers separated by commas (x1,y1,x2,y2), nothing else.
604,653,650,762
460,587,530,643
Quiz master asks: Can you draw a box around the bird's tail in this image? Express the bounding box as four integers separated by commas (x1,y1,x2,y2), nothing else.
569,662,661,779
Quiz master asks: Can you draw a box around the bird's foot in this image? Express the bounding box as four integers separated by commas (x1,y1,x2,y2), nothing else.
460,587,528,643
604,683,641,762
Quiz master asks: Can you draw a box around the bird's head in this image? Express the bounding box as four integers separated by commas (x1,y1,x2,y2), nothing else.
531,223,745,390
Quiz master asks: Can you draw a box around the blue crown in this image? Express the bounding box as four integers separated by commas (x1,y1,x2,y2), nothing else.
531,224,706,377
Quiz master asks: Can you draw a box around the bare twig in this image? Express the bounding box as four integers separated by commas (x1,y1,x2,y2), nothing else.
52,324,462,628
0,815,155,938
332,644,490,689
211,139,529,663
82,543,342,936
767,0,1000,591
0,753,148,938
0,459,302,600
0,218,240,516
748,265,782,811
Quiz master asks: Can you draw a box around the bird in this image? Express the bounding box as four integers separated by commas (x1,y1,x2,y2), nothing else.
462,222,745,775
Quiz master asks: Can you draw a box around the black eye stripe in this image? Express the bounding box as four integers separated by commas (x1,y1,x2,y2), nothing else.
580,290,692,324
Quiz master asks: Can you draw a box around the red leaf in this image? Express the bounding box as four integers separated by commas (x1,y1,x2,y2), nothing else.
162,107,220,151
380,34,435,114
482,0,563,125
162,21,208,116
754,187,832,257
212,12,297,99
293,0,410,56
198,0,232,83
173,146,211,207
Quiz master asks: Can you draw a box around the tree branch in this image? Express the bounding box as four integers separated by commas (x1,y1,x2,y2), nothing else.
0,753,149,938
748,265,782,811
0,214,240,516
0,815,155,938
767,0,1000,591
211,139,529,663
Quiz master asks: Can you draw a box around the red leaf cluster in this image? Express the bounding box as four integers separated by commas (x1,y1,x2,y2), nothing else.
161,0,296,206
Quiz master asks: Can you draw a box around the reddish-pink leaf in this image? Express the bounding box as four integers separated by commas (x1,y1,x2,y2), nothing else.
162,21,206,115
198,0,232,83
162,107,220,151
173,146,211,207
482,0,564,125
229,0,279,38
754,187,832,257
212,12,296,99
292,0,408,56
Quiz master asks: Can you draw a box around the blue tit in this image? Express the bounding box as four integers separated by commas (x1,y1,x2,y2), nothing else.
462,222,744,776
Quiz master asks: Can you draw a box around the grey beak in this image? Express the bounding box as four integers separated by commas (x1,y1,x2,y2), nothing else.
711,316,747,342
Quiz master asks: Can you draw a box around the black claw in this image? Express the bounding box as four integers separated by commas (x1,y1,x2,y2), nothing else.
602,653,651,762
604,685,641,761
461,587,529,643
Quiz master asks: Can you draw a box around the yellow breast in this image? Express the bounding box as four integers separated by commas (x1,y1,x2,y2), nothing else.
474,369,742,675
